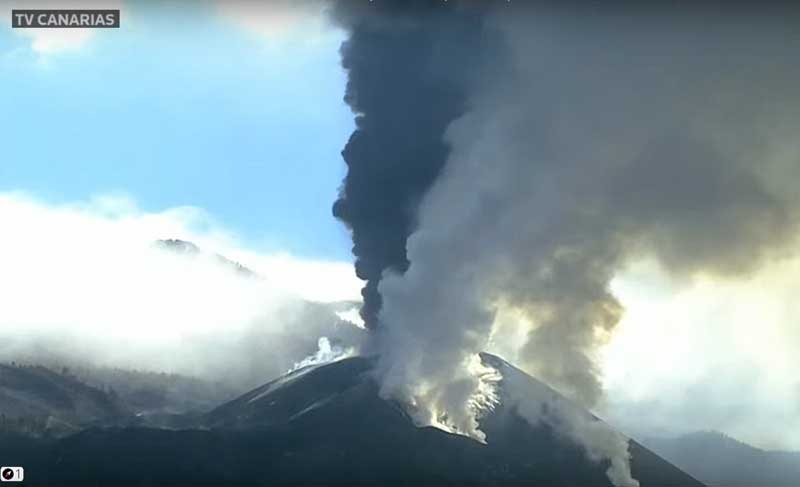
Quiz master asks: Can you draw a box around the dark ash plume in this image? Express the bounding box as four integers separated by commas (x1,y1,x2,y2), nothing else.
331,2,492,329
331,3,800,487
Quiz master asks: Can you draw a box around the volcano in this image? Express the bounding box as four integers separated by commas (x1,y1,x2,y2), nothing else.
2,353,704,486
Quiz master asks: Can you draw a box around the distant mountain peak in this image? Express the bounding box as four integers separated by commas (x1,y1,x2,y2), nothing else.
154,238,257,277
155,238,200,255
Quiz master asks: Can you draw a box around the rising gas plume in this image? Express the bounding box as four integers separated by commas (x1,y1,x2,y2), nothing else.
332,3,800,486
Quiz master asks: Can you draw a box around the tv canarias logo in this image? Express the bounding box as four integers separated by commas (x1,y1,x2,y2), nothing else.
11,9,120,28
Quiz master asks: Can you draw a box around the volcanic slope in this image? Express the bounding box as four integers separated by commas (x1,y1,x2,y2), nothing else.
0,353,704,486
199,353,704,486
2,353,703,486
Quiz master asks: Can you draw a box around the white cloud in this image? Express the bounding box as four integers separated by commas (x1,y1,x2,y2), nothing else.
0,192,363,385
16,28,95,54
215,0,339,47
598,259,800,450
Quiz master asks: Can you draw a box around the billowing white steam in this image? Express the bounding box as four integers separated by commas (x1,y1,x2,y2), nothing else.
289,336,354,372
498,357,639,487
371,6,800,486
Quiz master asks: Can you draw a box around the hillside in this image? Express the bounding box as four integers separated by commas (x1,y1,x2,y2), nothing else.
0,363,128,437
643,431,800,486
73,365,239,415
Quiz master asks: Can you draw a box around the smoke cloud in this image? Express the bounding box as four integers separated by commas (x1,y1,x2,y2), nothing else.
331,1,493,329
333,2,800,485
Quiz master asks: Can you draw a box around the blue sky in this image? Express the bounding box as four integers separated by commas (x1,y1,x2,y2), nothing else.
0,1,354,260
